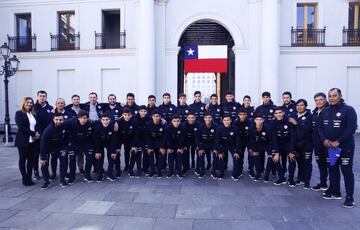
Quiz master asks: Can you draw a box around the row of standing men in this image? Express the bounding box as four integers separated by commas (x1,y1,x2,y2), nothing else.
14,89,357,208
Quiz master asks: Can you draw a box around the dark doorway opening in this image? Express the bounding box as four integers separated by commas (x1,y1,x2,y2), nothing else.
178,20,235,103
102,10,121,48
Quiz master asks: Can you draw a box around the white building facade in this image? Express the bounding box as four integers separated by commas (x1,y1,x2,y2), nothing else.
0,0,359,128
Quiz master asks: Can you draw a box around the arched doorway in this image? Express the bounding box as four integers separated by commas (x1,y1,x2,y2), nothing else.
178,19,235,104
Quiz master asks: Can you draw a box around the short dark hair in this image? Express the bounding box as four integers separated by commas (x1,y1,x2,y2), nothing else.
296,99,308,107
313,92,327,99
178,93,186,98
210,94,218,99
187,111,196,117
243,95,251,100
71,94,80,99
148,95,156,100
53,112,64,118
194,91,201,96
163,93,171,97
37,90,47,96
151,109,160,115
274,106,283,112
100,113,110,118
226,91,234,96
222,114,231,120
204,111,212,117
253,112,264,119
171,114,180,120
139,105,147,111
262,92,271,98
282,91,292,98
77,110,88,118
329,88,342,95
108,94,116,99
238,108,247,114
122,107,131,114
89,92,98,97
127,93,135,98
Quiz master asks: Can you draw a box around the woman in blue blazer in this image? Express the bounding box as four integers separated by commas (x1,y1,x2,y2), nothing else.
15,97,40,186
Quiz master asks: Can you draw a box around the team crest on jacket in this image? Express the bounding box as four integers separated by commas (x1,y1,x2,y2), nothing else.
159,128,163,131
302,116,306,120
185,110,188,113
201,107,204,110
47,109,51,113
230,132,234,135
211,129,214,133
88,127,92,130
290,108,293,112
177,131,181,134
270,109,273,113
284,125,288,129
194,128,197,131
217,109,220,112
129,126,133,129
115,110,118,113
233,106,236,110
169,108,173,111
108,132,112,135
336,112,341,117
245,126,249,130
64,115,68,119
62,129,65,133
98,105,101,109
262,132,266,136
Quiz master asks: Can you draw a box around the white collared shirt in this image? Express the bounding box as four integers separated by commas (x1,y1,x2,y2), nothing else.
26,112,36,143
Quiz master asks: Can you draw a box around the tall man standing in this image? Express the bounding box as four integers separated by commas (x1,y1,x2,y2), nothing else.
319,88,357,208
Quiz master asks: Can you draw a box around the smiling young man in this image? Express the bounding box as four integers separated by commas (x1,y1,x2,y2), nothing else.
270,107,296,186
311,92,329,192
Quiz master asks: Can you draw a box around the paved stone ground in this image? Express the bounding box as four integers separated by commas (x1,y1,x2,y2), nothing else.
0,135,359,230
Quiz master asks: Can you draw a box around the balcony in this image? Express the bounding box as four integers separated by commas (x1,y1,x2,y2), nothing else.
343,27,360,46
7,34,36,52
291,27,326,47
95,31,126,49
50,33,80,51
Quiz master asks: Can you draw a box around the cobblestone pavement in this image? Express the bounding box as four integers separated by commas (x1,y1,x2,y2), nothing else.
0,135,359,230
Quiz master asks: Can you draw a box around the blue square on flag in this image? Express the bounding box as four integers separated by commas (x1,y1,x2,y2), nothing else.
184,45,198,59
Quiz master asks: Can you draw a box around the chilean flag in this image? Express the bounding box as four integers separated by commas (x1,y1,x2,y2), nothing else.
184,45,228,73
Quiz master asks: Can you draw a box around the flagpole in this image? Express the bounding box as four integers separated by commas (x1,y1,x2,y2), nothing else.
216,72,221,103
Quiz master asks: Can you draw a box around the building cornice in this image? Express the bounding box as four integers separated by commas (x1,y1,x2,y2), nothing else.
0,0,133,7
155,0,168,6
11,49,136,59
280,46,360,55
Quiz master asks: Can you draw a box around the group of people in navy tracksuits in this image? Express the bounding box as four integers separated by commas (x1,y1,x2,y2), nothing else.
14,88,357,208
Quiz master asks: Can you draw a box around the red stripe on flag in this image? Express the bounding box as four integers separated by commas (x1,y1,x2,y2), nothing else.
184,59,228,73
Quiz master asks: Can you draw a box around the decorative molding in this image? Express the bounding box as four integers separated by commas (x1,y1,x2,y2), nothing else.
155,0,168,6
280,46,360,55
232,46,249,54
165,47,180,55
0,0,133,7
248,0,262,4
171,13,246,48
12,49,136,59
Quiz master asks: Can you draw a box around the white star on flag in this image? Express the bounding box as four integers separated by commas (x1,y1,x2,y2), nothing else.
187,48,195,56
